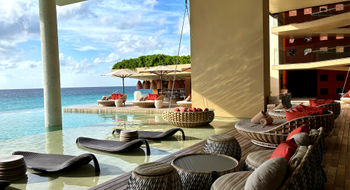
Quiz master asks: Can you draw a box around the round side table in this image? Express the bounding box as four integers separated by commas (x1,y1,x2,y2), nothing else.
127,162,182,190
203,134,241,161
171,153,238,190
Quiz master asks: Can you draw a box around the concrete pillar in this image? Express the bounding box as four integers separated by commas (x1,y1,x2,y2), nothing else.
270,16,280,96
39,0,62,128
190,0,270,118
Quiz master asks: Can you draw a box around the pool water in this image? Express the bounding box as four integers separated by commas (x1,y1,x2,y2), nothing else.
0,112,237,190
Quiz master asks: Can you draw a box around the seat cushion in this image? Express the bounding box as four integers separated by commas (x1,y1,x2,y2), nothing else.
309,99,334,107
245,157,288,190
211,171,253,190
245,150,274,170
148,94,161,100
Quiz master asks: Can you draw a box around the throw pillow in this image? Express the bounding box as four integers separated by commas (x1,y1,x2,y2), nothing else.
244,157,288,190
148,93,160,100
289,132,309,146
309,99,334,107
285,109,309,121
269,139,297,162
288,146,308,171
309,129,319,144
287,124,309,140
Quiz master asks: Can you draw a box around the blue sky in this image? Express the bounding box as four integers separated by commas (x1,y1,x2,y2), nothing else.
0,0,190,89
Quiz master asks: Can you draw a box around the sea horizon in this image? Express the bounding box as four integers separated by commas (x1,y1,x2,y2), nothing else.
0,85,138,91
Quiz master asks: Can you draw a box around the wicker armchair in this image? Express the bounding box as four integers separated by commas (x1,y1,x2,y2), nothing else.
235,111,333,148
162,110,214,128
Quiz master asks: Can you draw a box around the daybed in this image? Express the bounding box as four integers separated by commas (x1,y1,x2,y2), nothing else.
211,128,326,190
97,94,127,107
235,111,333,148
132,94,165,108
176,95,192,108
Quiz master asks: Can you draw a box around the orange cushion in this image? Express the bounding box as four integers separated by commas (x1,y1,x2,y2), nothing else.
147,94,161,100
269,139,297,162
309,99,334,107
111,94,123,100
344,91,350,97
287,124,309,140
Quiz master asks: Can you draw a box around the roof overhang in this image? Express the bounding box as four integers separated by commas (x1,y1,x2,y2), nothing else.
270,0,350,14
272,57,350,70
56,0,87,6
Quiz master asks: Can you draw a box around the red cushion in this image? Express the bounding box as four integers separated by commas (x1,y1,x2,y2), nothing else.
285,109,309,121
269,139,297,162
287,124,310,140
111,94,123,100
147,94,161,100
344,91,350,98
294,104,327,115
309,99,334,107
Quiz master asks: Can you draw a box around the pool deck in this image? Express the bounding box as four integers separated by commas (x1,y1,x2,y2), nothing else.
90,103,350,190
64,103,176,114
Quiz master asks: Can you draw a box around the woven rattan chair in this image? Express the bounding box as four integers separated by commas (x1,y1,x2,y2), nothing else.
76,137,151,155
12,151,100,173
162,110,215,128
318,102,341,119
113,128,186,140
97,100,115,106
176,101,192,108
235,111,333,148
132,100,156,108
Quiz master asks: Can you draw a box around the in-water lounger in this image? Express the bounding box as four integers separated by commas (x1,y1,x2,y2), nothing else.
76,137,150,155
112,128,186,140
12,151,100,173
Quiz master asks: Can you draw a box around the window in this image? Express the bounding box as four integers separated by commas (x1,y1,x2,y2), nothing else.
336,4,344,11
320,34,328,41
320,88,328,95
288,49,296,56
336,74,345,81
304,8,312,15
304,37,312,42
336,35,344,40
320,6,328,12
320,74,328,81
336,46,344,53
304,48,312,55
289,10,297,16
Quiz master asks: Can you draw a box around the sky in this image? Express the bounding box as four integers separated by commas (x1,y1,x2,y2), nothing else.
0,0,190,89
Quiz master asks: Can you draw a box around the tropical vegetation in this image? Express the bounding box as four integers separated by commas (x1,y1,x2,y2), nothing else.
112,54,191,69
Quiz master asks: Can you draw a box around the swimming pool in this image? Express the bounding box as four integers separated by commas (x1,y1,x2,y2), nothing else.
0,112,237,190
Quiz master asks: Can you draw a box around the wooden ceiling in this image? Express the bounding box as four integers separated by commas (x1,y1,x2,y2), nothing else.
272,57,350,70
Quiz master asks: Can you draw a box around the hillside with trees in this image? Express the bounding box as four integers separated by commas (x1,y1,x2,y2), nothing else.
112,54,191,69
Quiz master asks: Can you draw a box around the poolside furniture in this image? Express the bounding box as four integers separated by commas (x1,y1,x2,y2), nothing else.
0,180,10,189
154,100,164,109
235,111,333,148
132,100,155,108
97,99,115,106
76,137,151,155
12,151,100,173
0,155,26,181
162,110,215,128
212,128,326,190
134,91,142,101
245,127,324,171
97,94,127,107
203,134,241,161
112,128,186,140
132,94,166,108
119,130,139,142
127,162,182,190
171,153,238,190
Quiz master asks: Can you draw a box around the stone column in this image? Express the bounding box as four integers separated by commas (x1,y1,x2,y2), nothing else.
39,0,62,128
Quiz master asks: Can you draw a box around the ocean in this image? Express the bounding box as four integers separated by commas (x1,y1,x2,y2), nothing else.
0,86,152,140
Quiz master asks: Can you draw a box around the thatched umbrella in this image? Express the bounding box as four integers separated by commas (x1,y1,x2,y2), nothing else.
103,69,136,94
136,81,143,89
150,80,157,89
140,66,180,92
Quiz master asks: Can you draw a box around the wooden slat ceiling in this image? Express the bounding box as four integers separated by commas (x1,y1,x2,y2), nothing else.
272,57,350,70
271,11,350,37
270,0,350,14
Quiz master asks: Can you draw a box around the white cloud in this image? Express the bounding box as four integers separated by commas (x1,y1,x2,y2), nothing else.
59,53,92,74
93,53,120,64
75,45,97,51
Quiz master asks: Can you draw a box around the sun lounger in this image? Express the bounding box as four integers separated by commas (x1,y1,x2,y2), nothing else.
132,100,155,108
12,151,100,173
97,100,115,106
176,101,192,108
76,137,150,155
112,128,186,140
235,111,333,148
